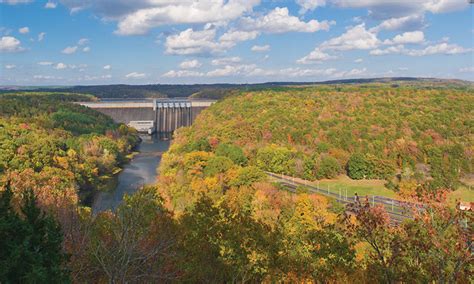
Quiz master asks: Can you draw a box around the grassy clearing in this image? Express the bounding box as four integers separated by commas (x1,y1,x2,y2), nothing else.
279,174,474,203
310,175,398,199
448,186,474,203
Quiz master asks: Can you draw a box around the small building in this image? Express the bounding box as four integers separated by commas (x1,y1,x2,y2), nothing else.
458,201,473,211
128,120,155,134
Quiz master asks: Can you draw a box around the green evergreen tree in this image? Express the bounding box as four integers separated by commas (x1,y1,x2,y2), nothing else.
0,185,70,283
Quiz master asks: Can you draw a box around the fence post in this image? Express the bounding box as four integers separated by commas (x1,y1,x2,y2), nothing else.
391,200,394,212
372,196,375,207
327,185,329,195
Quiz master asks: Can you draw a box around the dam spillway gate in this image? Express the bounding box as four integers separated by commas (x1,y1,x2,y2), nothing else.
78,99,216,134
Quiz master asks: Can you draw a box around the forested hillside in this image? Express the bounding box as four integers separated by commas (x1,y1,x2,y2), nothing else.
152,84,472,282
0,93,139,200
165,85,473,196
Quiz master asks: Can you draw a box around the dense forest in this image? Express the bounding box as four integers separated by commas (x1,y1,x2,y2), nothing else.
0,92,139,200
152,84,472,282
0,86,472,283
165,85,473,195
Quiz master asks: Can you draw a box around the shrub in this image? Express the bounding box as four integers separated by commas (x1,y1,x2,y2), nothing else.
215,143,247,166
316,156,340,179
204,156,234,176
347,153,371,180
228,166,266,187
255,145,295,174
185,138,211,152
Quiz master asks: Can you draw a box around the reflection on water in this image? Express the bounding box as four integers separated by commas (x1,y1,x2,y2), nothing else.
92,134,171,213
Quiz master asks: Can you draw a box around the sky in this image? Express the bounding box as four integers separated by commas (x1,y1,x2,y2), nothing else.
0,0,473,85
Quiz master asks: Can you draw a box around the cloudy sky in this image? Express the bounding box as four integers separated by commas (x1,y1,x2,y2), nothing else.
0,0,473,85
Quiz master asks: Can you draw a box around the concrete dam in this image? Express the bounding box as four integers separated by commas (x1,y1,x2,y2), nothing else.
78,99,216,134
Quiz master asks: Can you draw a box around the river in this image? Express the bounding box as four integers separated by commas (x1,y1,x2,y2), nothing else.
92,134,171,213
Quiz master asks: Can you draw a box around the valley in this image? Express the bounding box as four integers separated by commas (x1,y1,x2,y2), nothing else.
1,81,472,283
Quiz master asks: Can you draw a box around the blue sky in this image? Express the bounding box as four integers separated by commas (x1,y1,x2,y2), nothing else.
0,0,473,85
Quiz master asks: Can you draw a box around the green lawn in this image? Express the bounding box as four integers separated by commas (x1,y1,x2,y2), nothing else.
309,175,474,203
448,186,474,204
277,174,474,203
313,176,398,199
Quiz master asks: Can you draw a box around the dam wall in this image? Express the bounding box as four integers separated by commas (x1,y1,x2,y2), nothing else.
78,99,215,133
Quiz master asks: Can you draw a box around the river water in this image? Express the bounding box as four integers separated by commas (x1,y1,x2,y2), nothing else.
92,134,171,213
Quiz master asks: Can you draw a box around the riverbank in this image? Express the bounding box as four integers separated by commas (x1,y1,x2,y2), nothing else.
91,134,171,213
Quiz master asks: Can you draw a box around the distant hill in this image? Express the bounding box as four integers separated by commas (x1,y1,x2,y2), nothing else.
1,77,471,99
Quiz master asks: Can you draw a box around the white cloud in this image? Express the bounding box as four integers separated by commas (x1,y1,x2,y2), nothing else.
44,2,57,9
162,70,204,78
55,62,67,70
80,74,113,81
0,36,24,53
423,0,468,13
125,72,146,79
240,7,333,34
103,65,111,70
405,42,472,56
297,48,337,64
459,67,474,73
320,24,379,51
332,67,367,78
38,61,54,66
162,64,366,80
371,14,425,32
206,64,259,77
58,0,468,38
160,3,336,56
77,38,89,45
251,44,270,52
19,27,29,34
33,75,62,80
4,64,16,69
179,59,202,69
331,0,468,19
211,57,242,66
296,0,326,14
370,45,407,56
165,28,232,55
61,46,78,54
280,67,337,77
1,0,32,5
354,58,363,63
219,30,259,43
370,42,471,56
164,6,334,56
82,46,90,52
385,31,425,45
328,0,469,40
37,32,46,41
47,63,86,70
115,0,261,35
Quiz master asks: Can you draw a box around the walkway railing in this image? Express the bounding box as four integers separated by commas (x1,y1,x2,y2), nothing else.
266,172,418,224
